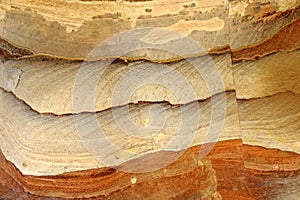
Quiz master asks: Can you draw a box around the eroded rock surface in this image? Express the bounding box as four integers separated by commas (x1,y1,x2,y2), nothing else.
0,0,299,199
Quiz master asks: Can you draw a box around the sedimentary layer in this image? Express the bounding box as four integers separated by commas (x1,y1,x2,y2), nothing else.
0,139,299,199
233,50,300,99
0,53,234,114
0,0,299,199
1,0,299,62
0,88,240,175
238,91,300,153
0,0,230,60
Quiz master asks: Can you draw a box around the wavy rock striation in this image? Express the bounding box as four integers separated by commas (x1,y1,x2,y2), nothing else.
0,0,299,199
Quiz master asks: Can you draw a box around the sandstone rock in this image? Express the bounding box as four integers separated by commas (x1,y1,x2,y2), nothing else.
0,0,299,199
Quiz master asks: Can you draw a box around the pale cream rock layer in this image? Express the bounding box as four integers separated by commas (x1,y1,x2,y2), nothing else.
0,53,234,114
233,50,300,99
0,88,240,175
0,0,229,60
238,92,300,153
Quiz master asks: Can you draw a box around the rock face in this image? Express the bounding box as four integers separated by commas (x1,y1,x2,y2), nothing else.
0,0,299,199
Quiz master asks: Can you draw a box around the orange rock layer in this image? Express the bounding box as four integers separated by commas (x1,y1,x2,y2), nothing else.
231,9,300,63
0,139,299,199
